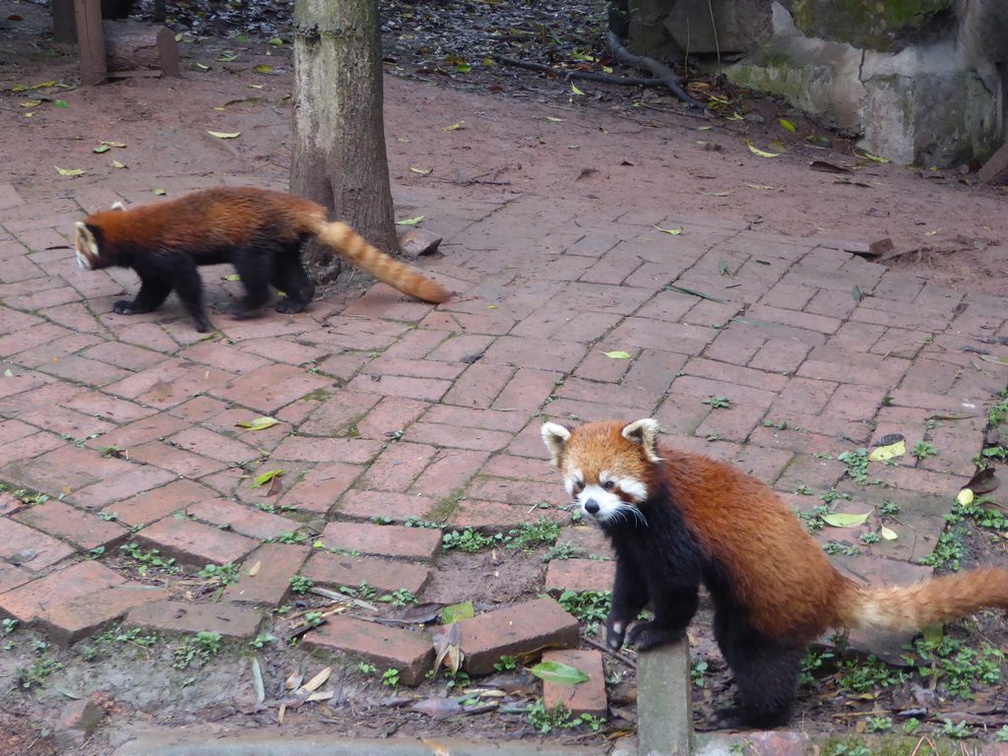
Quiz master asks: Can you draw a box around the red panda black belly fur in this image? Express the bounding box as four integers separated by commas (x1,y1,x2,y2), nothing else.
542,418,1008,728
74,186,450,332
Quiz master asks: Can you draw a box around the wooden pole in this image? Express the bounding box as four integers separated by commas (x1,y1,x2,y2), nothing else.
74,0,107,86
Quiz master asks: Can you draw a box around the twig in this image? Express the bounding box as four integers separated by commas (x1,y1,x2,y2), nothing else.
582,634,637,670
491,54,662,88
605,30,704,108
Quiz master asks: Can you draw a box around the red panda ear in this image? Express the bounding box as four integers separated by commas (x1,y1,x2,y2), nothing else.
541,422,571,466
622,419,662,463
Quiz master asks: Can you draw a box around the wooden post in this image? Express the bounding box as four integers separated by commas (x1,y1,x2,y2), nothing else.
52,0,77,43
74,0,107,86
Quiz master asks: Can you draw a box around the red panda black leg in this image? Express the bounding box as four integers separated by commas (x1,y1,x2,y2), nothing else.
606,557,650,650
273,256,315,314
626,584,699,650
114,279,171,316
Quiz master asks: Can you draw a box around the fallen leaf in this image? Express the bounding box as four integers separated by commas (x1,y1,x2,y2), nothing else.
53,99,69,108
207,130,241,139
880,526,898,541
869,439,905,461
529,661,589,685
247,560,261,577
746,183,774,190
251,657,265,704
253,64,273,74
54,165,84,177
778,117,797,133
440,601,474,625
251,470,283,488
305,690,334,703
653,224,683,235
745,139,779,158
602,350,631,360
236,416,278,431
854,149,889,164
409,166,432,175
962,467,999,495
571,83,585,95
111,160,126,169
978,354,1008,366
300,666,332,692
443,120,465,131
412,697,463,718
956,488,974,506
809,160,852,174
545,116,564,122
820,512,871,528
395,216,424,226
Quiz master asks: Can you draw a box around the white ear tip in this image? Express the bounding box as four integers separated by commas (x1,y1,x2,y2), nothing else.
111,200,126,211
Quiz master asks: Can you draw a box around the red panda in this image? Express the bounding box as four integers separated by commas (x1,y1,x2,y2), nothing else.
74,186,450,332
541,418,1008,728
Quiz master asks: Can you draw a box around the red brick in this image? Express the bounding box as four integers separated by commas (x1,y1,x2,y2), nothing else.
134,516,258,567
480,336,587,373
427,334,495,363
128,439,230,478
302,615,433,686
167,427,262,465
410,449,491,499
271,436,381,464
421,405,528,433
545,559,615,594
347,372,452,401
444,500,554,530
319,521,441,560
607,317,712,355
354,396,430,440
456,597,579,675
541,649,607,717
0,518,76,572
125,600,262,639
0,563,33,594
106,478,216,527
38,584,171,645
186,498,301,541
87,413,190,450
493,367,564,412
404,422,513,452
13,500,128,551
359,442,439,492
442,362,513,408
105,360,234,409
276,462,362,514
223,543,310,606
302,551,431,595
336,490,437,521
295,389,381,436
0,561,124,623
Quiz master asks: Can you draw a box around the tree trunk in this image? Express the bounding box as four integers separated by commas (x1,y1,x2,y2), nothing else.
290,0,397,282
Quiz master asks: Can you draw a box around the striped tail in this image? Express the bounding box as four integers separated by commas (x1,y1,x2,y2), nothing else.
838,567,1008,634
316,220,449,304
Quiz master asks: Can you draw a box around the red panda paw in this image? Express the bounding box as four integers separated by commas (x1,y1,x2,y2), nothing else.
627,620,685,651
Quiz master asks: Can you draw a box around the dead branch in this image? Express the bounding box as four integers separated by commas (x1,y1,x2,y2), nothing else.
605,30,704,108
491,54,661,88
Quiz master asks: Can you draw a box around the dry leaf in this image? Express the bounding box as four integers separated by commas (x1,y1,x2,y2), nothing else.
301,666,332,692
745,139,779,158
207,130,241,139
869,439,905,462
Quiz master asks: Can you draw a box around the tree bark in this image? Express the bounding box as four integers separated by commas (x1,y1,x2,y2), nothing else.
290,0,397,281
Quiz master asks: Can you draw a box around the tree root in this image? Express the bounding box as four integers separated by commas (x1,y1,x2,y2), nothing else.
605,30,704,108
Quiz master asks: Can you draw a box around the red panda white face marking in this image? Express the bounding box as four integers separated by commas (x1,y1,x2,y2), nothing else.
74,222,99,270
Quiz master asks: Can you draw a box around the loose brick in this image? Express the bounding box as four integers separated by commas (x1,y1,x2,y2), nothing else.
0,561,124,623
134,516,258,567
39,584,171,645
126,600,263,639
319,521,441,560
13,500,128,552
223,543,311,606
541,649,607,717
302,615,433,686
545,559,615,594
456,597,579,675
302,551,431,595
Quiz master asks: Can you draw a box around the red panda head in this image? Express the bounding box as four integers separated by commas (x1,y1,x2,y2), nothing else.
541,418,662,526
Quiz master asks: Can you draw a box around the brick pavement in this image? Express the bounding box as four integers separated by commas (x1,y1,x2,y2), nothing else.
1,178,1007,749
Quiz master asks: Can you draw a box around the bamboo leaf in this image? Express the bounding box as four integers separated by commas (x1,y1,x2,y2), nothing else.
821,512,871,528
529,661,589,685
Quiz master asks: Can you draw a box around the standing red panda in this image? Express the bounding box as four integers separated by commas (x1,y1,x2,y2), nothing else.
74,186,450,332
542,418,1008,728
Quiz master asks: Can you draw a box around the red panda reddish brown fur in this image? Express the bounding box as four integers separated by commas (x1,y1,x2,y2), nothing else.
75,187,449,332
542,418,1008,728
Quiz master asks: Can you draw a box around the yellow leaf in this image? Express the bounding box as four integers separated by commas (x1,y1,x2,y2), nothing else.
545,116,564,122
195,62,210,71
820,512,871,528
54,165,84,177
854,149,889,164
956,488,974,506
868,439,905,462
778,118,797,133
153,189,167,195
252,469,283,488
880,526,898,541
20,99,41,107
602,350,632,360
236,416,279,431
653,224,683,235
207,130,241,139
395,216,424,226
745,139,779,158
746,183,774,190
253,64,273,74
409,166,432,175
571,83,585,95
111,160,126,169
444,120,465,131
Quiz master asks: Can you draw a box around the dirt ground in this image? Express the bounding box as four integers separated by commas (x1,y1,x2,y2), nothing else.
2,0,1008,753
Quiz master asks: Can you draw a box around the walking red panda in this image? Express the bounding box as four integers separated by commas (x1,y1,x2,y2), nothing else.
541,418,1008,728
74,186,450,332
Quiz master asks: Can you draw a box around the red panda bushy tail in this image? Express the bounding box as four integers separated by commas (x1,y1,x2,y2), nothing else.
837,567,1008,634
314,220,449,304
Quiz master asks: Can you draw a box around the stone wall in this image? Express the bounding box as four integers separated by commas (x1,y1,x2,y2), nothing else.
624,0,1006,167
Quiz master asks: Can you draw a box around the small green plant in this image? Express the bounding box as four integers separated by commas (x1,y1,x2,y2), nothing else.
864,715,892,733
690,659,709,688
799,647,835,687
2,618,18,634
198,562,239,585
248,633,276,650
823,744,870,756
493,655,518,672
527,698,604,733
911,441,938,460
15,658,65,690
173,631,222,670
358,662,378,675
303,611,323,628
381,667,400,687
702,395,731,409
120,542,179,574
995,725,1008,742
441,528,503,553
795,504,829,532
902,717,921,735
556,590,611,625
762,419,787,430
837,448,869,484
835,654,905,693
290,575,313,594
877,500,900,518
822,541,859,557
908,635,1003,698
507,517,560,550
273,530,308,544
380,588,418,607
544,540,582,561
857,531,881,546
793,484,813,496
938,719,971,739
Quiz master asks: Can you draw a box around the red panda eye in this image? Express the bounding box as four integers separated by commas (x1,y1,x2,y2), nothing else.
602,480,616,490
573,481,585,493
